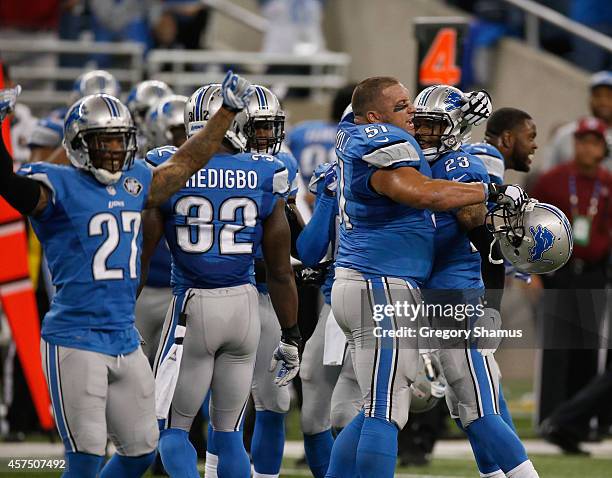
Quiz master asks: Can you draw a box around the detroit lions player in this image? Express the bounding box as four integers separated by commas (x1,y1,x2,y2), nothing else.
414,85,539,478
325,76,527,478
0,72,253,478
202,84,300,478
287,84,355,209
297,161,361,478
28,70,121,164
136,94,189,364
462,107,538,478
126,80,174,156
142,84,300,478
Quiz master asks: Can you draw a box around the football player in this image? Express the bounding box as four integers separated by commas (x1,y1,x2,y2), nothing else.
287,84,355,209
325,76,527,478
297,161,361,478
142,84,300,478
0,72,253,478
136,94,189,364
461,107,538,477
203,84,300,478
126,80,174,156
414,85,539,478
28,70,121,165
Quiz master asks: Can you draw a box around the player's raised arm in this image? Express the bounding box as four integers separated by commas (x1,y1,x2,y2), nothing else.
0,86,51,217
145,71,254,208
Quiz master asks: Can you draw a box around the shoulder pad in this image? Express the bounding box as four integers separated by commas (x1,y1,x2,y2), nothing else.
362,138,422,168
273,167,289,195
17,162,64,204
464,143,504,181
145,145,177,168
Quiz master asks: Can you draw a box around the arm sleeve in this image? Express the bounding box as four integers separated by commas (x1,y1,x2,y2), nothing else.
296,193,337,266
0,128,42,215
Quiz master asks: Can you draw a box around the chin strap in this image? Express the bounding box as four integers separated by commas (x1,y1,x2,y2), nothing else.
92,167,122,185
488,235,504,265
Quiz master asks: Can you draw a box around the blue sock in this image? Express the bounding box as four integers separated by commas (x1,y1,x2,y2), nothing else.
325,410,364,478
158,428,199,478
466,415,528,473
456,418,500,475
63,452,104,478
99,451,155,478
215,430,251,478
498,385,517,433
304,429,334,478
356,417,398,478
251,410,286,475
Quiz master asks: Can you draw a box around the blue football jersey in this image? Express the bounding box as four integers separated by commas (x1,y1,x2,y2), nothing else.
146,147,289,294
287,120,337,185
425,149,490,293
28,107,67,149
18,161,153,355
334,120,435,285
464,142,505,185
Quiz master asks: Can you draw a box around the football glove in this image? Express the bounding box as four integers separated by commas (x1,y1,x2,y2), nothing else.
269,325,301,387
221,70,254,112
0,85,21,122
488,183,528,210
461,90,492,126
322,164,338,196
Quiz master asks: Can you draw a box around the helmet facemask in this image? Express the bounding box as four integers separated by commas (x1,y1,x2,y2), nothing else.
245,115,285,155
413,114,457,161
75,127,137,184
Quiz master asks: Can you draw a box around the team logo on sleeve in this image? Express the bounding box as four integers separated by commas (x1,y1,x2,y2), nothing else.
528,225,554,262
123,177,143,197
444,90,463,112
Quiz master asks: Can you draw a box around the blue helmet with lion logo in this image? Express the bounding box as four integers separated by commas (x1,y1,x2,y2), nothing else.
488,199,573,274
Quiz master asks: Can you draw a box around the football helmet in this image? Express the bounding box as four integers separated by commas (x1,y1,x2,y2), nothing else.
487,199,573,274
184,84,246,151
71,70,121,104
410,353,446,414
126,80,173,126
147,94,188,148
244,85,285,155
64,94,137,185
413,85,472,162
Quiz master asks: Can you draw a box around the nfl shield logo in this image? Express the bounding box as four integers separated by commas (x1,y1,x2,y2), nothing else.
123,177,143,197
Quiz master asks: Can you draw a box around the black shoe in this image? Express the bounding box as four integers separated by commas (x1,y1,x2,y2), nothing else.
540,419,590,456
399,451,430,467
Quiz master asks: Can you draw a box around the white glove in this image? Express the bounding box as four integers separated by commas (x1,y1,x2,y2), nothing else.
220,70,254,112
0,85,21,122
488,183,529,210
430,380,446,398
461,90,492,126
269,339,300,387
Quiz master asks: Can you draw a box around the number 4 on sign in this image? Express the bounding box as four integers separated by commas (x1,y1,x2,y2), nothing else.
420,28,461,85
